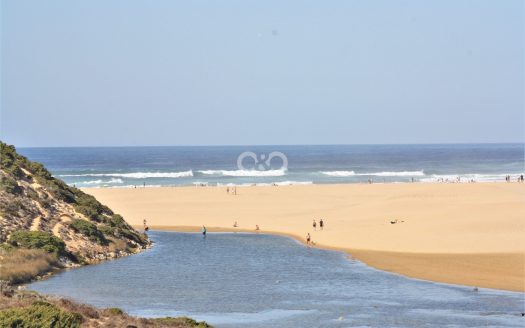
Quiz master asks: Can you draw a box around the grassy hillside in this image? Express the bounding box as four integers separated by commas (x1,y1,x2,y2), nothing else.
0,141,150,283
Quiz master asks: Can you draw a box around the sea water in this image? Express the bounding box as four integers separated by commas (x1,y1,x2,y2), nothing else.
17,144,525,188
29,232,525,328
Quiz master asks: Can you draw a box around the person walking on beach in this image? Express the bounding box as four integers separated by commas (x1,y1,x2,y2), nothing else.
306,233,311,246
202,225,207,236
319,219,324,230
313,219,317,230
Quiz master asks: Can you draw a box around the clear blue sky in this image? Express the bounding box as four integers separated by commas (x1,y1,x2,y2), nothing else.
1,0,523,147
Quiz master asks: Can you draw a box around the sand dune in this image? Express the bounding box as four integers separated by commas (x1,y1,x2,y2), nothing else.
85,183,525,292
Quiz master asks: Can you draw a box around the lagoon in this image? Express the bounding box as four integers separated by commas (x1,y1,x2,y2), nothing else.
29,231,524,327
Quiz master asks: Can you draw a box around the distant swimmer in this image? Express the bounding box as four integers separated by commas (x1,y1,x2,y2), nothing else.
202,225,207,236
319,219,324,230
306,233,311,245
313,219,317,230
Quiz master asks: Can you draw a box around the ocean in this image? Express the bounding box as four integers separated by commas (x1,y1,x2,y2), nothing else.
17,144,524,188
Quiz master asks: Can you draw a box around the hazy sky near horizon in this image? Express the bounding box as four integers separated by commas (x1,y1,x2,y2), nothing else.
1,0,523,147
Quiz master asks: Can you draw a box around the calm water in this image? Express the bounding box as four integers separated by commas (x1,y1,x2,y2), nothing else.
29,232,524,327
18,144,524,187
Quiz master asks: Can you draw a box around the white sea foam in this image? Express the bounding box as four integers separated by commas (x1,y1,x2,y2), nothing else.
216,180,312,187
320,171,356,177
60,171,194,179
321,170,425,177
273,181,313,186
198,169,286,177
78,178,124,185
420,173,523,183
361,170,425,177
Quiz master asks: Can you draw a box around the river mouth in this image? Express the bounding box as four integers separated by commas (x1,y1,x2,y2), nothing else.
29,231,524,327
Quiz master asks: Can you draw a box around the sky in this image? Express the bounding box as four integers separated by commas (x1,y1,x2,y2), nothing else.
1,0,523,147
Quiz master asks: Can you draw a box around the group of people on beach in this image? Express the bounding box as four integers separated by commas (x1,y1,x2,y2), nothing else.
306,219,325,246
226,187,237,195
506,175,524,182
312,219,324,231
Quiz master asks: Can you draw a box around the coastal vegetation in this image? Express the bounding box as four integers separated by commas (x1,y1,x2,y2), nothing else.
0,141,151,285
8,231,66,255
0,141,212,327
0,248,59,284
0,290,212,328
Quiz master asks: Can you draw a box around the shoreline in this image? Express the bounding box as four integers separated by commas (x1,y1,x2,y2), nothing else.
81,179,524,189
85,183,525,292
143,225,525,293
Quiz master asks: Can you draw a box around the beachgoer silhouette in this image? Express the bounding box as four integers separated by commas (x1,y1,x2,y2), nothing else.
313,219,317,230
233,221,238,228
319,219,324,230
256,224,260,231
306,233,311,245
202,225,207,236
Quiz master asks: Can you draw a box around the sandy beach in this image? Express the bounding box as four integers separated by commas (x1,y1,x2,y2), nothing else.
85,183,525,292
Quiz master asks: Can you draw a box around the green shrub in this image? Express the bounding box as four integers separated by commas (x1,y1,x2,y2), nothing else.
0,142,25,179
72,192,113,221
0,199,25,217
0,175,22,194
0,301,83,328
8,231,66,255
152,316,212,327
104,307,124,316
69,219,108,245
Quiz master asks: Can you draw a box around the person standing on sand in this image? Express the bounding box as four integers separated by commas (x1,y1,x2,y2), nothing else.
319,219,324,230
313,219,317,230
306,233,311,245
202,225,207,236
255,224,260,231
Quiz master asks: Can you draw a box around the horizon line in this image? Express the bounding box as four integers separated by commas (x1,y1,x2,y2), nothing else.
10,141,525,149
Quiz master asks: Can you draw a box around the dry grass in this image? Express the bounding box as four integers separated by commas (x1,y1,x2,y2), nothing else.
0,248,59,284
0,291,212,327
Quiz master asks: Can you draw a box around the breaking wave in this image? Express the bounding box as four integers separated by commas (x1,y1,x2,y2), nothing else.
321,170,425,177
76,178,124,185
198,169,286,177
60,171,194,179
